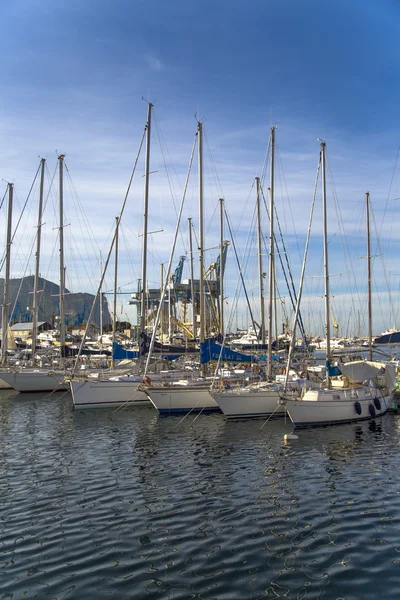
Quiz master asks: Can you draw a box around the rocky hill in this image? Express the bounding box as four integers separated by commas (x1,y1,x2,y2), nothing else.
0,276,111,327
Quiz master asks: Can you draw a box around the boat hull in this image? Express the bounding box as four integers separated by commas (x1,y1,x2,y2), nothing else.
211,388,283,419
70,379,150,409
146,386,220,414
0,370,69,392
284,389,391,426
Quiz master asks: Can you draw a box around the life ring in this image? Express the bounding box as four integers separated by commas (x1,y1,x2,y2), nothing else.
280,366,286,375
354,401,362,416
369,404,376,417
374,397,381,411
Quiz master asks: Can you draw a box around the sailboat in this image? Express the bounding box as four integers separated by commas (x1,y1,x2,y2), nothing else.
145,120,220,414
211,126,304,418
70,103,155,409
283,145,395,426
0,157,70,393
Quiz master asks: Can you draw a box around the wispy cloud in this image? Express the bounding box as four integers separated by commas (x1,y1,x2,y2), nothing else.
144,53,165,71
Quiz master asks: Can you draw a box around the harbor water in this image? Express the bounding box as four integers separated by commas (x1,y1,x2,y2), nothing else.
1,389,400,599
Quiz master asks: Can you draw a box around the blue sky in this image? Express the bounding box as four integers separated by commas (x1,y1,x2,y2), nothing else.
1,0,400,336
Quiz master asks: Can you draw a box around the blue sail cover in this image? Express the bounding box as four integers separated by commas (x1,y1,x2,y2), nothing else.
112,342,139,360
200,339,257,364
327,361,342,377
112,342,182,361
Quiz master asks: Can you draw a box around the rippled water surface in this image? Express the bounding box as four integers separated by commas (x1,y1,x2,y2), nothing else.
1,390,400,599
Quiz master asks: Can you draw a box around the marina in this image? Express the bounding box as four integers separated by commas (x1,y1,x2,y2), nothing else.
2,0,400,597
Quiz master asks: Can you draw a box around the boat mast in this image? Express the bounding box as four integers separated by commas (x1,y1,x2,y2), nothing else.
320,141,331,386
198,120,205,345
366,191,373,361
31,159,45,364
160,263,164,343
219,198,224,338
1,183,13,365
112,216,119,368
99,252,103,340
188,217,196,338
139,101,153,361
58,154,66,367
267,126,275,380
256,177,266,344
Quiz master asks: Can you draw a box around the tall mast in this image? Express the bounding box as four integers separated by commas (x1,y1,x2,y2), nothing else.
188,217,196,338
58,154,66,366
112,216,119,368
219,198,224,338
198,120,205,344
320,141,331,386
99,252,103,339
366,191,373,361
256,177,265,344
267,126,275,380
139,102,153,358
2,183,13,365
32,159,45,364
160,263,164,343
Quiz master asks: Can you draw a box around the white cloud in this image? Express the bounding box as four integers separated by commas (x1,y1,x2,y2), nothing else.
144,53,164,71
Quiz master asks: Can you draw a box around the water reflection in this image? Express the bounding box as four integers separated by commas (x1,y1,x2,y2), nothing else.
1,398,400,598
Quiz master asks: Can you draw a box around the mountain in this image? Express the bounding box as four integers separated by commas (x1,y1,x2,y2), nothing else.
0,276,111,327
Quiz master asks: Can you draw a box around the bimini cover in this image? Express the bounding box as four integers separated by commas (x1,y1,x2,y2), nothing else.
340,360,388,384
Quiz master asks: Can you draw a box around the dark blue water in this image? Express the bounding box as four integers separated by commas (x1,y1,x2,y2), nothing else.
1,389,400,599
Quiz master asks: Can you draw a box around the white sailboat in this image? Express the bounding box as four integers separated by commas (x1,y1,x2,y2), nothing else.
0,157,70,393
145,120,220,415
144,383,218,415
283,147,394,426
70,102,155,409
71,375,151,410
211,126,292,419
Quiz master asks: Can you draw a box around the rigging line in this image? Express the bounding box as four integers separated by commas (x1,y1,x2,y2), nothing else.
8,237,37,325
259,184,306,340
370,203,396,328
235,179,256,237
203,130,224,201
278,153,322,348
63,162,105,268
380,142,400,243
119,219,166,277
41,161,58,242
326,151,361,326
0,186,8,210
153,109,184,199
223,202,257,333
0,162,41,273
275,141,304,267
260,134,271,187
223,207,258,336
153,112,187,254
143,129,197,376
72,125,147,374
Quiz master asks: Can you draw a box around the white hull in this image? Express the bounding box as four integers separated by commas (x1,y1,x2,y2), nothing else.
211,388,283,419
284,388,391,426
146,386,219,414
70,379,150,409
0,377,12,389
0,370,69,392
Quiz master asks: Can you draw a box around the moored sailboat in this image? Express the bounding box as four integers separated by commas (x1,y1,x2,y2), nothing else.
283,145,394,426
